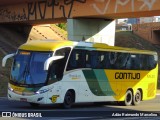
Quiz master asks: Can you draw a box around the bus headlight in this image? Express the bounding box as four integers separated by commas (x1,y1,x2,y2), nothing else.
8,86,14,91
35,89,49,94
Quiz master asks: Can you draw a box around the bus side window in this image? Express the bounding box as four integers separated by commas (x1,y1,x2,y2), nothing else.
90,51,99,69
98,53,105,69
145,55,157,70
108,52,118,69
76,52,84,68
85,51,91,68
141,55,148,70
150,55,157,69
130,54,136,70
85,51,108,69
95,52,105,69
125,55,132,69
113,52,130,69
129,54,141,70
67,49,85,70
103,52,111,69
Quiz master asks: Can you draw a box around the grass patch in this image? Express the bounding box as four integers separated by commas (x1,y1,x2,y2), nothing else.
51,24,67,39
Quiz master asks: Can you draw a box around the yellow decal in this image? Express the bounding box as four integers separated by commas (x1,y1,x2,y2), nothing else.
51,95,59,103
10,84,25,92
69,74,81,80
20,51,30,55
147,83,156,97
72,77,79,80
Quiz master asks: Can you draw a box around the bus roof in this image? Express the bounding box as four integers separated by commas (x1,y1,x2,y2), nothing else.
19,40,74,51
19,39,156,55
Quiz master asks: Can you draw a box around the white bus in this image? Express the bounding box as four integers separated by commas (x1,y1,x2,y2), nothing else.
2,40,158,108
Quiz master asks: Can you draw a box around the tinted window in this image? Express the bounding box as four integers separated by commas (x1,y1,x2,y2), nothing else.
67,49,157,71
67,49,85,70
54,47,71,71
55,47,71,60
47,48,71,84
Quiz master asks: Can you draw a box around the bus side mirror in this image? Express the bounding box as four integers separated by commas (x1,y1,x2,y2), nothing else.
44,56,64,71
2,53,15,67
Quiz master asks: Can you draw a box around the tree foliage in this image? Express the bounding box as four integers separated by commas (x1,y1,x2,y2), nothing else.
56,23,67,31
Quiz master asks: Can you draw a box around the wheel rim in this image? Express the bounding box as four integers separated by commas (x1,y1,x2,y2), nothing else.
65,93,73,105
135,92,141,102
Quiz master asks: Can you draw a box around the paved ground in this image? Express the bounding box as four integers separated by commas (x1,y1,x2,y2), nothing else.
0,95,159,119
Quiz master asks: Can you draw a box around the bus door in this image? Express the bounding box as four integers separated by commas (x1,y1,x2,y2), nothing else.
47,47,71,102
47,59,64,103
66,49,93,102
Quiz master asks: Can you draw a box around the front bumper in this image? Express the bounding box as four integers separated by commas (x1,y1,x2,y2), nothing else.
8,90,47,104
8,90,62,104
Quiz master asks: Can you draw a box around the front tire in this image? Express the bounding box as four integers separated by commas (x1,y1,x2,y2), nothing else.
132,90,141,105
63,91,74,109
124,90,133,106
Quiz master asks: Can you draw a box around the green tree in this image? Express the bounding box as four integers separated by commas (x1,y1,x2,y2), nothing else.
56,23,67,31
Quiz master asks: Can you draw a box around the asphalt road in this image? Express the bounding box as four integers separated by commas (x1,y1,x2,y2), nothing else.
0,95,160,120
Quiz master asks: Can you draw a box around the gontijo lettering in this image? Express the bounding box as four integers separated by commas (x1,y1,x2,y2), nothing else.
115,72,140,79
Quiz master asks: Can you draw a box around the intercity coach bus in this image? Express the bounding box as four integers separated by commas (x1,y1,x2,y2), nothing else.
2,40,158,108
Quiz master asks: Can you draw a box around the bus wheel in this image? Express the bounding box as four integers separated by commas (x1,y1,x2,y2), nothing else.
132,90,141,105
29,103,40,108
63,91,74,109
124,90,132,106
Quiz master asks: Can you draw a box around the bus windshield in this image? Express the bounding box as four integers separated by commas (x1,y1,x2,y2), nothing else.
10,51,52,86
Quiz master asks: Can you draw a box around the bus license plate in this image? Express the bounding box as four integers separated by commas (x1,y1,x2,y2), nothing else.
20,98,27,102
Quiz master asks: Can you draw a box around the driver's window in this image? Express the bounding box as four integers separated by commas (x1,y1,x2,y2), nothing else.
54,47,71,72
55,47,71,59
48,61,58,81
47,47,71,84
54,47,71,76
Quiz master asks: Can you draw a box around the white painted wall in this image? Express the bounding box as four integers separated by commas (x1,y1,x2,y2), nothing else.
67,19,115,46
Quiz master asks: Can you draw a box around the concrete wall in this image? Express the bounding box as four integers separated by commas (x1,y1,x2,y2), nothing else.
133,22,160,45
68,19,115,46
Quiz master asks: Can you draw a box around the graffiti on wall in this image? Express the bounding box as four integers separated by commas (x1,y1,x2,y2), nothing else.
91,0,111,15
59,0,86,18
91,0,157,14
139,0,156,11
0,8,27,21
0,0,86,21
28,0,86,20
0,0,158,22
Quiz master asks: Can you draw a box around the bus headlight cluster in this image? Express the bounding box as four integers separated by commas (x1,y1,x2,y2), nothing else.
8,86,14,91
35,89,49,94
